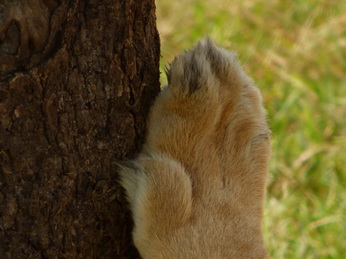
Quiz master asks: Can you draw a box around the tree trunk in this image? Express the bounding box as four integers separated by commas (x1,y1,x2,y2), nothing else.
0,0,160,258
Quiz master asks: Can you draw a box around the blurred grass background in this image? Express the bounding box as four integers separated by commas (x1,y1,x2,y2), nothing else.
156,0,346,258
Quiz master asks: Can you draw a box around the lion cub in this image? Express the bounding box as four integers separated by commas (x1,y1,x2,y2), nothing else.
119,38,271,258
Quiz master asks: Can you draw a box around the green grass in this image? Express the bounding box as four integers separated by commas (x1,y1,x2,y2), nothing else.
156,0,346,257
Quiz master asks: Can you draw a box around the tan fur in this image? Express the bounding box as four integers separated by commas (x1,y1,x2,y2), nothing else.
119,38,271,258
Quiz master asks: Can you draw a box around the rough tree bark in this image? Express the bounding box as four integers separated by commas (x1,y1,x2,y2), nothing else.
0,0,160,258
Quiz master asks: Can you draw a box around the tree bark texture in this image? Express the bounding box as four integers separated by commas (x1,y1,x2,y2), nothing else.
0,0,160,258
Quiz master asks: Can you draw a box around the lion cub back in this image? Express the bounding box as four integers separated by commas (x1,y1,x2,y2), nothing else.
119,38,270,258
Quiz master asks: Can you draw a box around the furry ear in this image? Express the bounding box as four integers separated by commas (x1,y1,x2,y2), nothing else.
117,160,141,205
166,40,214,95
205,37,249,84
165,37,249,98
204,36,229,75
